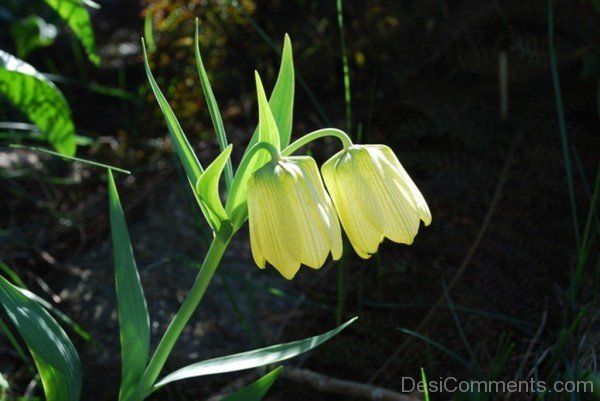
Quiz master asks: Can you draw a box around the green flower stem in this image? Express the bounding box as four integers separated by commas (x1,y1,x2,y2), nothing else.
282,128,353,156
132,228,233,400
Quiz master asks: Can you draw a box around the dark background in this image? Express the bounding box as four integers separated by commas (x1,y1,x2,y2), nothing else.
1,1,599,400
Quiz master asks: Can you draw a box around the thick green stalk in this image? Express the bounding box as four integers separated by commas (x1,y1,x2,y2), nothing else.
131,228,233,400
282,128,353,156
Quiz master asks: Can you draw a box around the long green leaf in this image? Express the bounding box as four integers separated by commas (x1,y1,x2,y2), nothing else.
246,35,294,149
194,18,233,189
108,170,151,401
10,16,57,59
196,144,232,227
0,276,81,401
225,72,281,229
42,0,100,65
154,317,356,389
0,50,76,155
141,39,220,230
221,367,282,401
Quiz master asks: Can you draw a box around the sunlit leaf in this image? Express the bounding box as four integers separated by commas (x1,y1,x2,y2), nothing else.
141,39,220,230
221,366,282,401
195,18,233,189
42,0,100,65
196,144,232,227
10,16,57,59
108,171,151,401
225,72,281,230
154,317,356,388
0,50,76,155
0,276,81,401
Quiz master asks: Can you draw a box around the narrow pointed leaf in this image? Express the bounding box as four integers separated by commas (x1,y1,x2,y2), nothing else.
221,366,283,401
195,18,233,189
247,35,295,149
42,0,100,65
225,73,280,228
142,40,219,230
154,317,356,388
0,50,76,155
108,171,150,401
267,34,294,147
0,276,81,401
196,144,232,225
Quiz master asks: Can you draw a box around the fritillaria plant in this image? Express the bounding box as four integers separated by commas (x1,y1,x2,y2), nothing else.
0,18,430,401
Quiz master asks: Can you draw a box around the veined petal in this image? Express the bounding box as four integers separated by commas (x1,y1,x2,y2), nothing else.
376,145,432,226
322,152,382,258
247,163,302,279
291,157,342,267
359,146,420,244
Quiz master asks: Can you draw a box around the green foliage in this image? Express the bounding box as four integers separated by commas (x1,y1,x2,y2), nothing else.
10,15,57,59
196,144,233,229
222,367,283,401
108,171,151,401
41,0,99,65
154,317,356,389
0,50,77,155
0,276,81,401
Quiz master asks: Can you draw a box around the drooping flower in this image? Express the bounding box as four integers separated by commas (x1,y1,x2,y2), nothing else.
321,144,431,258
247,156,343,279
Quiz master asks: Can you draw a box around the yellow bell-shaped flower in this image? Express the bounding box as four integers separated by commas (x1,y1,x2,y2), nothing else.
321,144,431,258
247,156,343,279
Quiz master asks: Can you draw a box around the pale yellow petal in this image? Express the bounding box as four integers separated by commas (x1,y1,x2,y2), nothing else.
322,153,382,258
247,163,301,279
377,145,432,226
360,146,420,244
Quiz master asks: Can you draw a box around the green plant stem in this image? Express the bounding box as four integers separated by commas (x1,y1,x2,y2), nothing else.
336,0,352,134
282,128,353,156
132,229,232,400
548,0,580,249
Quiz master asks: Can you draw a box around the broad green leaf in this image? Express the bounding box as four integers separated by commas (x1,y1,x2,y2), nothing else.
42,0,100,65
221,366,282,401
141,40,219,230
0,261,91,342
225,73,281,230
196,144,232,227
195,18,233,189
154,317,357,389
10,16,57,59
0,50,76,155
108,171,151,401
0,276,81,401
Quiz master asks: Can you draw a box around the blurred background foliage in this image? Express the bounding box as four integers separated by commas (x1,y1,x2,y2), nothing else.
1,0,599,400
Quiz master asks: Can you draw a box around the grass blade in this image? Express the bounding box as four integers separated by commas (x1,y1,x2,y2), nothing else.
153,317,357,389
0,50,77,155
221,366,283,401
108,171,151,400
0,276,82,401
194,18,233,190
9,144,130,174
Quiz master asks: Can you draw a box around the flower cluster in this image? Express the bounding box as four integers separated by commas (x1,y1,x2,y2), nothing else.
247,142,431,279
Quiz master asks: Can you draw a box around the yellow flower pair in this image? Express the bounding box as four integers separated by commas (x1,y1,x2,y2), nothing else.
247,143,431,279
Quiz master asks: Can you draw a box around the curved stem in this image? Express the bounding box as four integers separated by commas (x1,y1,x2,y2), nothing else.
282,128,353,156
131,229,232,400
225,141,280,213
